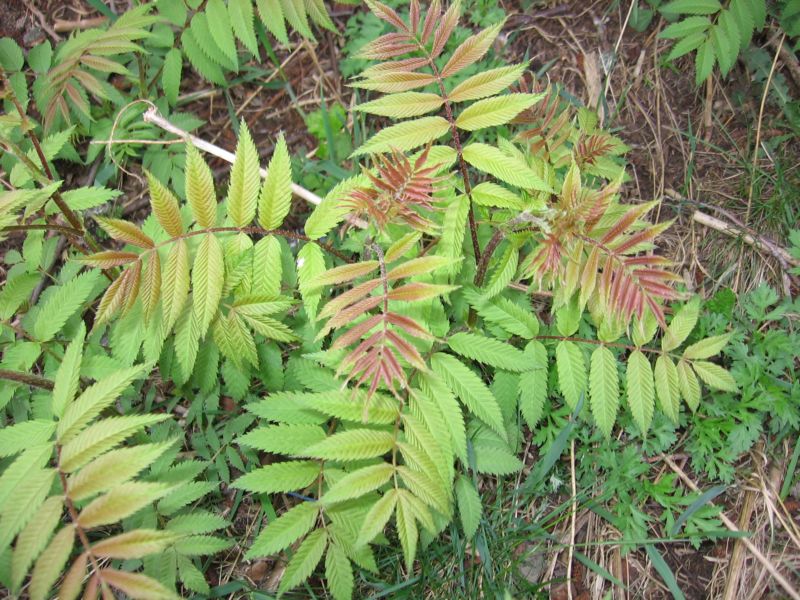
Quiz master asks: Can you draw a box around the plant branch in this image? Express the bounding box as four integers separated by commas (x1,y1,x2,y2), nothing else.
2,223,83,237
2,74,104,255
0,369,54,390
56,447,108,592
415,42,481,264
139,226,353,263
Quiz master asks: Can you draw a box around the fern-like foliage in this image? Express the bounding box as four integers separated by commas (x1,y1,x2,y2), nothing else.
77,124,299,380
659,0,767,85
0,326,225,598
34,6,156,132
170,0,338,89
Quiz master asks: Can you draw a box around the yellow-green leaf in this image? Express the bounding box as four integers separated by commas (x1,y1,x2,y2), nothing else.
352,117,450,157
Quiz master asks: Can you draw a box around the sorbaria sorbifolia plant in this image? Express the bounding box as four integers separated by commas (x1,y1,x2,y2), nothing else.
0,0,738,597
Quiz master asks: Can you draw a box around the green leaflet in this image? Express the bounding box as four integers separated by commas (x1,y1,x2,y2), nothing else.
227,123,260,227
191,233,224,339
454,475,481,539
447,332,527,371
589,346,619,438
430,353,506,440
258,134,292,230
654,355,681,423
351,117,450,157
662,297,700,351
322,463,394,505
354,92,444,118
455,93,544,131
691,360,737,392
247,501,319,558
626,350,655,434
556,341,586,410
304,429,395,461
234,460,320,493
462,143,553,192
185,145,217,228
31,270,101,342
448,63,528,102
278,529,328,594
325,541,354,600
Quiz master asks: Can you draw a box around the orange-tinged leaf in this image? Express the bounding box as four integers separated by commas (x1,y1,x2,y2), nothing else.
310,261,379,289
95,217,154,248
441,20,504,78
386,256,452,280
141,252,161,322
387,282,457,302
77,251,140,268
100,569,179,600
146,171,183,238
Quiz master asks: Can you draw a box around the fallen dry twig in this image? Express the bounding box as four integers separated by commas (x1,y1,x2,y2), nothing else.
142,107,368,229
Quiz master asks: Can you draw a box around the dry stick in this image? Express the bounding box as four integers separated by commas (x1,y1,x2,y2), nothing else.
734,34,785,293
141,107,368,229
691,210,798,268
722,482,758,600
664,456,800,600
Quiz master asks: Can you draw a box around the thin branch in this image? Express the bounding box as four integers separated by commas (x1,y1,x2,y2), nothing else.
0,369,54,390
138,225,353,263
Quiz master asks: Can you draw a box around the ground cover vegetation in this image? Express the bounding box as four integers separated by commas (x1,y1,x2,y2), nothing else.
0,0,798,598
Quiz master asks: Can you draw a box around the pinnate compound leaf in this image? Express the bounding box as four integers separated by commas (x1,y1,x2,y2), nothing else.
259,134,292,230
462,143,552,192
448,63,528,102
455,93,544,131
447,332,526,371
185,144,217,228
279,528,328,595
430,353,506,439
454,475,481,539
352,117,450,157
247,501,319,558
691,360,737,392
556,341,586,409
626,350,654,434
